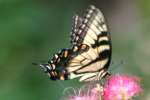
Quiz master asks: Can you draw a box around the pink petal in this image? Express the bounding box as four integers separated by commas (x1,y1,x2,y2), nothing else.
103,75,142,100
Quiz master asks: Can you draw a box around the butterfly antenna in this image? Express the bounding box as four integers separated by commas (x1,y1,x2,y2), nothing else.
32,62,39,66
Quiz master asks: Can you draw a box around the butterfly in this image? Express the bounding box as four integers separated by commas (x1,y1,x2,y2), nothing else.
39,5,112,82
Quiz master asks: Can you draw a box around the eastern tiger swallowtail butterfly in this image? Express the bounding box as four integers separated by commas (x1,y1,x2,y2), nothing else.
39,5,111,82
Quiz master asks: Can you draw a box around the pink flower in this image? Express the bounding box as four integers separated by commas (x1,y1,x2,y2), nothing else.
66,84,102,100
103,75,142,100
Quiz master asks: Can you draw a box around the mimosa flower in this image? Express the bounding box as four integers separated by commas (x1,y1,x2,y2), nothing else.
103,75,142,100
66,84,103,100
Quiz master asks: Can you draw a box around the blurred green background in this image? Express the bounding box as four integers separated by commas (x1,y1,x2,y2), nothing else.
0,0,150,100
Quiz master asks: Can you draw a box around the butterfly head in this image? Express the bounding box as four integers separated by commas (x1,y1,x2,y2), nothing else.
39,63,68,80
39,63,56,80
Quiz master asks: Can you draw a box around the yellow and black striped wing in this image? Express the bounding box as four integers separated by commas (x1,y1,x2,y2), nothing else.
68,5,111,82
39,5,111,82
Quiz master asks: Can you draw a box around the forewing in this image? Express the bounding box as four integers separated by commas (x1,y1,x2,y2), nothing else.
67,5,111,82
73,5,110,46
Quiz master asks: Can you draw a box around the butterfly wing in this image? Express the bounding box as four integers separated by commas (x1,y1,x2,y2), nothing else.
39,5,111,82
70,15,83,44
71,5,109,46
67,5,112,82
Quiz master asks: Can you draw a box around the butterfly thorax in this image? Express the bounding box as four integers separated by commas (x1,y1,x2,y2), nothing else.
48,44,90,80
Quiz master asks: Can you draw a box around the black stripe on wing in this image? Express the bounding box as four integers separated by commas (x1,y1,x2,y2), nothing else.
91,32,110,48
